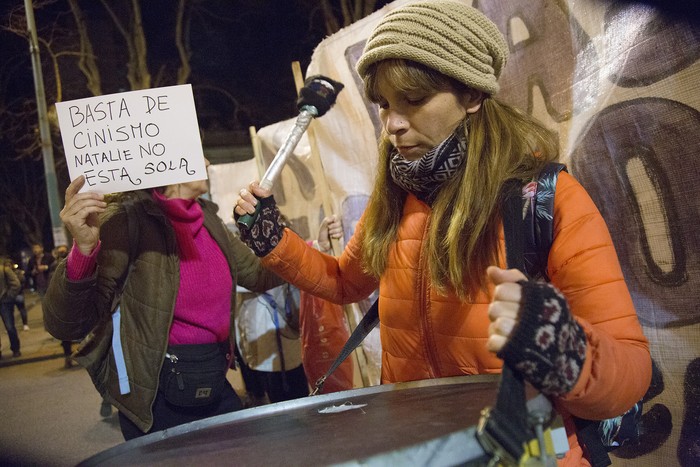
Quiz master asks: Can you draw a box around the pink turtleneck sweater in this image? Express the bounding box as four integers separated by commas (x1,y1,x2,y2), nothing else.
66,191,233,345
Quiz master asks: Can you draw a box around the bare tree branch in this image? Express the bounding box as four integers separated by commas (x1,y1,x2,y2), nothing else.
320,0,340,35
315,0,379,35
36,36,62,101
67,0,101,96
99,0,151,89
195,83,252,128
175,0,191,84
129,0,150,89
340,0,353,27
0,160,49,247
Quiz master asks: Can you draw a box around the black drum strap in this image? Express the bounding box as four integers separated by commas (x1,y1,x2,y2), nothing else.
310,299,379,395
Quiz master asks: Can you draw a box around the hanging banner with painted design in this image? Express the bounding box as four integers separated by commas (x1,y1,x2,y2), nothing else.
254,1,699,465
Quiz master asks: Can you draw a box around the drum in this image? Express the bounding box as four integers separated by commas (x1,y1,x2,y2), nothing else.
81,375,500,466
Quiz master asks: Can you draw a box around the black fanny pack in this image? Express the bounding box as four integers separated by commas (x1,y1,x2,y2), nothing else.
159,342,230,407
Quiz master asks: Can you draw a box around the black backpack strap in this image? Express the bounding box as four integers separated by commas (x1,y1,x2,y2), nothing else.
575,418,612,467
475,180,534,464
507,163,633,467
523,162,566,280
502,179,528,273
310,299,379,395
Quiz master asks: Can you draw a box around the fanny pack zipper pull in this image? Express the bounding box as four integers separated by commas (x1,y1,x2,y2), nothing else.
165,352,185,390
175,371,184,390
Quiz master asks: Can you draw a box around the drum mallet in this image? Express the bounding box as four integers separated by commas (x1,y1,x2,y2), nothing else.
237,75,344,228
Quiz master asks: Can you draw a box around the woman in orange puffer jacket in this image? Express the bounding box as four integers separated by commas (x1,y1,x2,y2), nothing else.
234,2,651,465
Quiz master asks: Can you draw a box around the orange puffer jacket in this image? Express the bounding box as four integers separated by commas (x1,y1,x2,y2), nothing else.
262,171,651,465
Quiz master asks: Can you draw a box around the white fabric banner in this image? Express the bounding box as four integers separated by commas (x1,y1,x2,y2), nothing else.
219,1,699,463
208,157,259,225
302,2,700,465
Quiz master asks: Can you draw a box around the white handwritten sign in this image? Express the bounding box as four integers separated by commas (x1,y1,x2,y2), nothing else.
55,84,206,194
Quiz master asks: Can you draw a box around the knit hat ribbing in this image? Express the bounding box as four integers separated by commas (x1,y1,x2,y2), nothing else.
356,0,509,95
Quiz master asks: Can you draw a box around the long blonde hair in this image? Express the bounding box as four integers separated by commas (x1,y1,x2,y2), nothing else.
360,60,559,298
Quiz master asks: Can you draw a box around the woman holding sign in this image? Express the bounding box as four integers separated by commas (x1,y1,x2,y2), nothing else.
42,161,284,440
234,1,651,465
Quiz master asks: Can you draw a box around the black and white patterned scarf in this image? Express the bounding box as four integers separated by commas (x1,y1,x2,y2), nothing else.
389,127,467,205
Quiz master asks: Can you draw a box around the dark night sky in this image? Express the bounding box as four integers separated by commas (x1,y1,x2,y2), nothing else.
58,1,332,126
0,1,347,135
143,1,333,127
0,1,375,253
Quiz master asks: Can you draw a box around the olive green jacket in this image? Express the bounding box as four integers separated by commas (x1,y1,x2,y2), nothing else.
43,190,283,432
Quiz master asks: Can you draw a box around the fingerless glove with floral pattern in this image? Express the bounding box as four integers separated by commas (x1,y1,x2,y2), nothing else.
234,196,285,257
497,280,587,396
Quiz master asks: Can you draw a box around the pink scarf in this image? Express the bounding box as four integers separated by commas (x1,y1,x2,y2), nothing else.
151,190,203,260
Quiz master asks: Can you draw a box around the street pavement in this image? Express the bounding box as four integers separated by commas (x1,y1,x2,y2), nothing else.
0,292,123,466
0,292,249,466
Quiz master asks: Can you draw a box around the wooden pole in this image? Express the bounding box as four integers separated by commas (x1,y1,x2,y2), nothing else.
290,61,372,388
248,125,266,179
290,62,339,251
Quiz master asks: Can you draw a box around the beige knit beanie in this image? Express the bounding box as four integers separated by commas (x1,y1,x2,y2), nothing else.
356,0,509,95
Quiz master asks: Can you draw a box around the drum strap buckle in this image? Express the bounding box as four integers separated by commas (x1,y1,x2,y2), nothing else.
476,405,561,466
476,365,561,466
476,407,568,467
476,406,524,466
310,376,326,396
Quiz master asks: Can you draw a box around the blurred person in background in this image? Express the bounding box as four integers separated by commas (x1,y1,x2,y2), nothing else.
0,256,22,358
9,259,29,331
27,243,52,297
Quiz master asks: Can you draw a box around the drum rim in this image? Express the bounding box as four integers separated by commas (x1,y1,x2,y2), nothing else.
82,374,500,466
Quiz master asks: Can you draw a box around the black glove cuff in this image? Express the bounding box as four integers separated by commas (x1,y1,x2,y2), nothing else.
234,196,285,257
497,280,587,396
